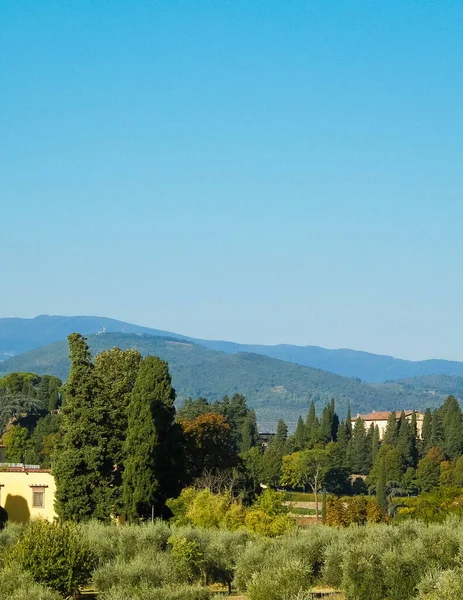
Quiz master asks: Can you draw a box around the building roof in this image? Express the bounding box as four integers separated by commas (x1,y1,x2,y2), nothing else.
0,463,51,473
356,410,424,421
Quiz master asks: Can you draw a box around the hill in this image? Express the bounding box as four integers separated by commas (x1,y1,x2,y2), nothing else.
0,332,452,430
395,374,463,398
2,315,463,383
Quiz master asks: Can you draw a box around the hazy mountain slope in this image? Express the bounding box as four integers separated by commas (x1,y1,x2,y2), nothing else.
0,332,449,430
198,341,463,382
0,315,188,356
2,315,463,383
396,374,463,397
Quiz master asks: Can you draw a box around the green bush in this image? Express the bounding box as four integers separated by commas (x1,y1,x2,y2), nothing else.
417,569,463,600
246,558,313,600
93,549,184,592
234,538,272,592
0,566,60,600
100,583,212,600
0,523,25,565
341,538,386,600
81,520,170,563
8,520,95,596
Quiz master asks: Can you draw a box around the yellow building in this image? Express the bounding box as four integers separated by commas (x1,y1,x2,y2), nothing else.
356,410,425,440
0,465,57,522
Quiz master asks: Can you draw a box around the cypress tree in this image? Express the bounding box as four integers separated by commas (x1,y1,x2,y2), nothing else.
336,420,351,469
122,356,183,521
376,457,388,514
294,416,305,450
304,401,319,447
240,410,258,452
440,395,463,459
383,412,398,445
273,419,288,450
53,334,113,521
430,410,444,450
319,405,332,444
371,425,380,463
350,418,369,475
396,411,414,469
346,403,352,438
421,408,432,456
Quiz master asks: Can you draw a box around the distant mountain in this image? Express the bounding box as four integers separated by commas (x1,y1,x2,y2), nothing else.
1,315,463,383
0,315,188,357
0,332,452,430
198,341,463,383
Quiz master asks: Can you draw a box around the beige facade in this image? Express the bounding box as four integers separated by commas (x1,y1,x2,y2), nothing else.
356,411,424,440
0,466,57,523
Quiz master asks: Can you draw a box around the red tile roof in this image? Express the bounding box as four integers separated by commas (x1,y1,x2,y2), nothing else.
357,410,424,421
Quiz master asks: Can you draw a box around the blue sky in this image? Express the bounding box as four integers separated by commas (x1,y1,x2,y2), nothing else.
1,1,462,361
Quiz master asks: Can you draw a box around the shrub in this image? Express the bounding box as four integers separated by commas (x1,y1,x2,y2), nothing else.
417,568,463,600
186,490,229,528
246,558,313,600
0,565,60,600
93,549,184,592
234,538,272,592
100,583,212,600
8,520,96,596
382,539,426,600
81,519,171,563
168,535,205,583
244,509,295,536
341,538,386,600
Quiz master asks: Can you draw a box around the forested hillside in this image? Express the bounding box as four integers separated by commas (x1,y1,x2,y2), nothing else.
2,315,463,382
0,332,451,429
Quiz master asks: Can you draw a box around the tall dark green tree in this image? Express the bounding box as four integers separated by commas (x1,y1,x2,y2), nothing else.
346,403,352,438
421,408,433,456
383,412,398,445
240,410,258,452
122,356,184,520
94,348,142,512
430,410,444,450
304,400,319,447
53,334,113,521
349,418,370,475
376,457,388,513
273,419,288,450
440,395,463,459
396,412,417,469
371,425,381,464
294,416,305,450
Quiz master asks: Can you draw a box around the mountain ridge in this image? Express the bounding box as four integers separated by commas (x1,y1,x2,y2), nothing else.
1,314,463,383
0,331,454,430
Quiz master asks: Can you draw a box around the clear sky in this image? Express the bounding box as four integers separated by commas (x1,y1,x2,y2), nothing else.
1,1,462,361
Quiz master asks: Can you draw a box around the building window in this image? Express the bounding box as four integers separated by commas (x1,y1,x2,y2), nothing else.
32,490,45,508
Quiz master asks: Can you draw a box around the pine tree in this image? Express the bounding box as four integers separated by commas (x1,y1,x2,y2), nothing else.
294,416,305,450
53,334,113,521
122,356,183,521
